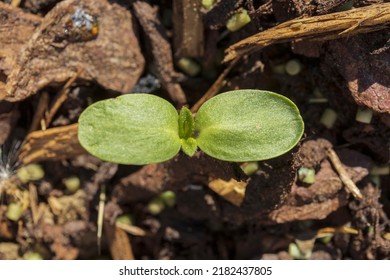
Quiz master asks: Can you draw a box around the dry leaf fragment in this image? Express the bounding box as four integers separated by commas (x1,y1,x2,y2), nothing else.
115,222,146,237
208,178,248,207
105,222,135,260
1,0,144,102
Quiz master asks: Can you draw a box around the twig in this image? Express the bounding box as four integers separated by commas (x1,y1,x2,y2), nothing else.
19,123,84,165
28,183,39,225
97,184,106,255
317,226,359,236
224,3,390,62
190,57,240,113
327,148,363,200
45,69,83,127
28,91,49,133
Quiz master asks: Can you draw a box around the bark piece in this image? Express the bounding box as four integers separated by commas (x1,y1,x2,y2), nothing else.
224,3,390,62
1,0,144,102
132,1,187,105
0,2,42,81
19,123,85,164
173,0,204,58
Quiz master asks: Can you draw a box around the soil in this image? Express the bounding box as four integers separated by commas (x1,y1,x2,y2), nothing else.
0,0,389,260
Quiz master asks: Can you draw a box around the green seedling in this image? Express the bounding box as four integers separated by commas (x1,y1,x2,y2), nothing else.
78,90,304,165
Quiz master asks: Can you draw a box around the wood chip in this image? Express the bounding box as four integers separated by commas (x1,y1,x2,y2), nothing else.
19,123,85,164
224,3,390,62
208,178,247,207
132,1,187,106
173,0,204,58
